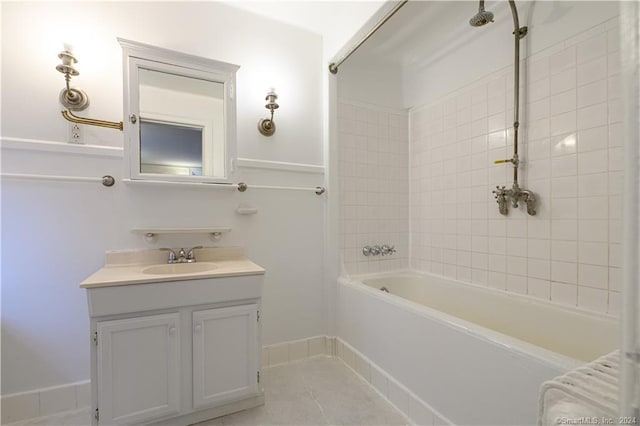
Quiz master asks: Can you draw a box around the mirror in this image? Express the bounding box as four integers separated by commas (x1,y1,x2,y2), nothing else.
120,38,239,183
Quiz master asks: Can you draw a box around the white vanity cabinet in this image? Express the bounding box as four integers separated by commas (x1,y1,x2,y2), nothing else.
192,305,259,408
83,271,264,426
96,313,182,425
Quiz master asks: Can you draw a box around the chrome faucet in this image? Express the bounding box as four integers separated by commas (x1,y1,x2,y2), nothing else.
362,246,381,256
160,246,203,264
186,246,202,263
380,245,396,256
363,245,396,256
160,248,177,264
492,183,536,216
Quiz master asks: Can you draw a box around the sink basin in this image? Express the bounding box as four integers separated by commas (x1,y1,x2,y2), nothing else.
142,262,218,275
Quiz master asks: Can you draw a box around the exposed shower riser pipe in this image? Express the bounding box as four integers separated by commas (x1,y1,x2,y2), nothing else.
473,0,535,215
509,0,521,187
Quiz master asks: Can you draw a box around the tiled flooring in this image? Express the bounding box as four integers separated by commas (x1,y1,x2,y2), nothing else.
8,357,409,426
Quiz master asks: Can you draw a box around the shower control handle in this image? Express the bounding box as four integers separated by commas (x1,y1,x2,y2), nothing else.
362,246,381,257
381,245,396,256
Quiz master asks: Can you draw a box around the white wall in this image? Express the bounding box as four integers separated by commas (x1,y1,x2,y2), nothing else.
338,60,404,109
1,1,325,395
223,0,386,62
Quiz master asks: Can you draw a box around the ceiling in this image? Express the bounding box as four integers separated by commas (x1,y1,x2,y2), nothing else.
344,1,515,69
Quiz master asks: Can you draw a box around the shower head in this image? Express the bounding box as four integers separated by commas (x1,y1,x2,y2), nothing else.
469,4,494,27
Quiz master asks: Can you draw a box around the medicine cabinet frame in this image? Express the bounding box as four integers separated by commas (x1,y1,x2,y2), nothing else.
119,38,239,184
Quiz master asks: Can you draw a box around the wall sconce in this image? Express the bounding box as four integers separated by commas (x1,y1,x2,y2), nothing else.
257,88,279,136
56,43,90,111
55,43,123,131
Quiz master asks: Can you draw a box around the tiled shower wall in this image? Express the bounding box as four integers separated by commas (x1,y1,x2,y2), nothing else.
338,101,409,274
410,16,622,315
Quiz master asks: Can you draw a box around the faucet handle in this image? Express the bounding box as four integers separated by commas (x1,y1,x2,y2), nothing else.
160,248,177,264
187,246,203,262
380,245,396,256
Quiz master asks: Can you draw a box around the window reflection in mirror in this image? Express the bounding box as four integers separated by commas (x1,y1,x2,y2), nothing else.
140,121,203,176
138,68,225,178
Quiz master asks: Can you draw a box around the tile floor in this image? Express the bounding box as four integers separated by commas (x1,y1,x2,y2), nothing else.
8,357,409,426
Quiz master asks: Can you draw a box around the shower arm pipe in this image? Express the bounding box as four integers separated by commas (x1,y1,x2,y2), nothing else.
328,0,408,74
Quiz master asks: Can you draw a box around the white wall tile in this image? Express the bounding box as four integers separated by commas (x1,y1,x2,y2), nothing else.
578,173,608,197
577,33,607,64
308,336,326,357
551,154,577,177
578,219,609,242
577,286,608,313
578,264,609,289
577,103,607,130
528,258,551,280
578,197,609,219
550,111,576,136
76,382,90,409
409,395,434,426
550,46,576,75
528,239,550,260
550,67,576,94
288,339,309,361
370,364,389,398
528,278,551,300
551,261,577,284
609,268,622,292
39,386,76,416
552,219,578,241
551,282,578,306
387,379,410,416
577,57,607,86
269,343,289,365
577,126,608,152
578,150,608,175
506,274,527,294
577,80,607,108
549,90,576,116
608,291,621,315
551,240,578,262
578,241,608,266
355,354,371,382
1,393,40,423
551,133,577,157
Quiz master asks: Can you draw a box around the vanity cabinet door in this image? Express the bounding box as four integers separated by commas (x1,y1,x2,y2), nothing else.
192,304,259,408
96,313,181,425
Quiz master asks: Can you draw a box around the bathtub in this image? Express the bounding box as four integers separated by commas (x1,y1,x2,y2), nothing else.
336,271,619,426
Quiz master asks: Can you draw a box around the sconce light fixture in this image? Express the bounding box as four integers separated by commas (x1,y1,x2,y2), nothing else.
55,43,123,131
56,43,90,111
257,88,279,136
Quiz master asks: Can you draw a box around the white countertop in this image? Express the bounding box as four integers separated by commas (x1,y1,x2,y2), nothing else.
81,247,265,288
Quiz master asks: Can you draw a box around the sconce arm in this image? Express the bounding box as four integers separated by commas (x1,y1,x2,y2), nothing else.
61,109,123,131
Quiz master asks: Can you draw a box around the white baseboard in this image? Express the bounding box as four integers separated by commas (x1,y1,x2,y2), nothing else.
1,336,333,424
335,337,455,426
2,336,449,425
262,335,335,367
1,381,90,424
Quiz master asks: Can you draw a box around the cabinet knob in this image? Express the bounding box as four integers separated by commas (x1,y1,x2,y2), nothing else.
168,327,176,335
194,324,202,333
